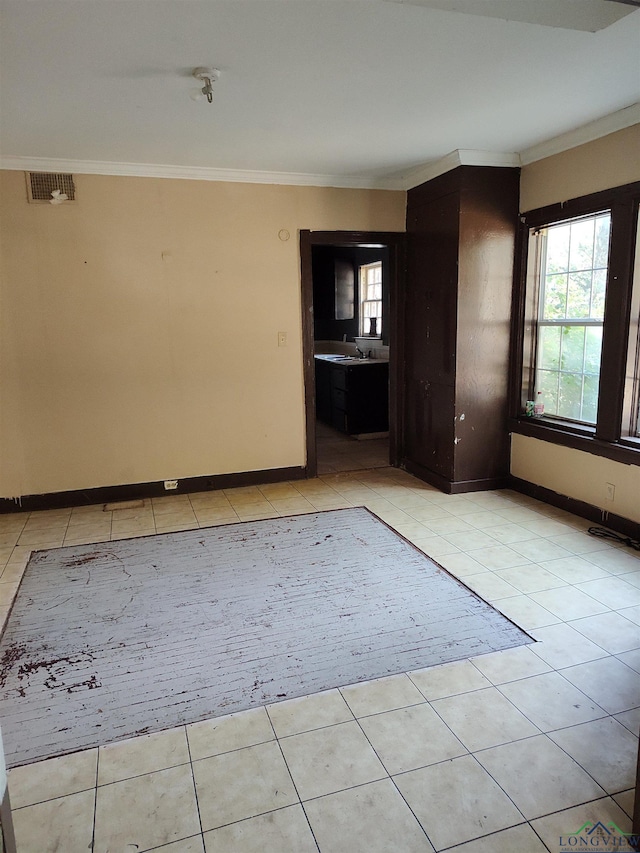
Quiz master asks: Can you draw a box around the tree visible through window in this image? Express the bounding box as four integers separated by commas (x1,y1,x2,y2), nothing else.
535,212,611,424
514,181,640,463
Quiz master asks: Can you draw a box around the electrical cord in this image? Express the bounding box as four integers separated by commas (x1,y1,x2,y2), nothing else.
587,526,640,551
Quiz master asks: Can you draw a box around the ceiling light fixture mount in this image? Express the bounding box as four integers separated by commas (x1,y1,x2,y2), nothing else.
191,67,220,104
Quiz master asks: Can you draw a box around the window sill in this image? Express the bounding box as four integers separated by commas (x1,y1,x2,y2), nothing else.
509,417,640,467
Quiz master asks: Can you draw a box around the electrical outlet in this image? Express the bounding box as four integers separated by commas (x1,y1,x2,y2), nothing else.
278,331,287,347
605,482,615,501
164,479,178,491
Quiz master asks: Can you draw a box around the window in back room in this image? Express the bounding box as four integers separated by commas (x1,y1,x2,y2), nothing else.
359,261,383,338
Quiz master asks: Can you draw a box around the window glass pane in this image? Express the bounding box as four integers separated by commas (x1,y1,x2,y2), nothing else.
567,270,592,318
538,369,559,414
363,301,382,319
543,274,567,319
557,373,583,420
546,223,570,273
584,326,603,375
535,325,601,424
591,269,607,319
538,326,561,370
582,374,600,424
569,218,595,272
560,325,586,373
594,215,611,269
365,283,378,300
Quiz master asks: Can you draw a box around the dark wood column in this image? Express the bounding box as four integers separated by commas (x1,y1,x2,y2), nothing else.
402,165,520,492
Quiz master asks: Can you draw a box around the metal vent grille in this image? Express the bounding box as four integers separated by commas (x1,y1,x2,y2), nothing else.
26,172,76,203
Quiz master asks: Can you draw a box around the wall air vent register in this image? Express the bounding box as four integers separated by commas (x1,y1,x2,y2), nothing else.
25,172,76,204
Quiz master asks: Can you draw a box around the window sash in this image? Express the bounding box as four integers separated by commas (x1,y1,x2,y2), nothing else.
621,213,640,439
531,213,611,426
359,262,383,336
511,181,640,465
537,319,603,327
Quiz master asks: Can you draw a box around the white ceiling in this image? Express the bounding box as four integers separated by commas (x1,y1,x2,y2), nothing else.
397,0,639,32
1,0,639,188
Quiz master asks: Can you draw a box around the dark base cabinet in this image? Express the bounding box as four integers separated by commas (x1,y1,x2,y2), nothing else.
315,359,389,435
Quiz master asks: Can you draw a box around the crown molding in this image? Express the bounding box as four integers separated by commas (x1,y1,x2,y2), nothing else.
519,103,640,165
396,149,521,190
0,155,406,191
457,149,521,169
4,104,635,193
396,150,461,189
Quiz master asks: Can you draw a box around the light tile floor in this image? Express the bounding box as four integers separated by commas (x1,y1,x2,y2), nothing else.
0,467,639,852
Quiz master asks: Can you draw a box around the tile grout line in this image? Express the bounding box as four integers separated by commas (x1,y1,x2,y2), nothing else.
341,663,634,844
91,744,100,853
264,705,323,853
183,724,207,852
337,688,442,851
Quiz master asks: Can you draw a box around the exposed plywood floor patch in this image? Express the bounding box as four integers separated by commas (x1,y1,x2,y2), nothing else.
0,507,531,767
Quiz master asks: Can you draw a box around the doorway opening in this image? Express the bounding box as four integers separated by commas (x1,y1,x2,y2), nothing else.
314,422,390,476
299,231,405,479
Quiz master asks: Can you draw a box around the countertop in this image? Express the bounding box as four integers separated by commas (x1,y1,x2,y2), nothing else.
314,354,389,366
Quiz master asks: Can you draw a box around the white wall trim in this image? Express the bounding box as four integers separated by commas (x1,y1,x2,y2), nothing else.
396,149,521,190
395,151,462,190
457,149,521,169
0,155,406,192
1,150,524,192
4,103,634,193
519,103,640,166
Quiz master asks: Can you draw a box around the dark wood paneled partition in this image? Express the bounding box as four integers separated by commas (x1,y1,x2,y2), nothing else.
403,166,520,492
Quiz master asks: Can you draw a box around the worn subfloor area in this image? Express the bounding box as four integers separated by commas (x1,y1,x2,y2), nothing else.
0,467,638,853
0,507,530,767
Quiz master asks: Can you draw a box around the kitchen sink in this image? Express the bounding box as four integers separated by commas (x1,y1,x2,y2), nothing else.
315,354,380,364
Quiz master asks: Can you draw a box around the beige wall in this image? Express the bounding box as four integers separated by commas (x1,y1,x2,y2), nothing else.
511,435,640,524
520,123,640,212
0,171,405,497
513,124,640,521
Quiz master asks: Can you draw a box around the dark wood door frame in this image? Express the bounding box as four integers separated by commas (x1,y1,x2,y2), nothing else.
299,230,406,479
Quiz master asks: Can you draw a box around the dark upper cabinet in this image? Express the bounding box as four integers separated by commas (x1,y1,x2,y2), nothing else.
312,246,390,344
402,166,520,492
